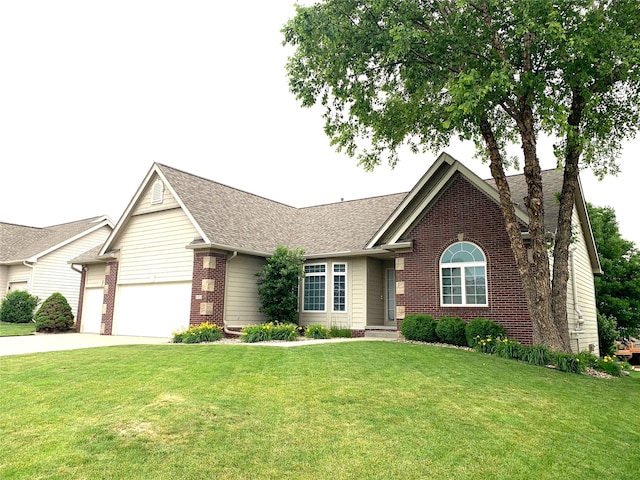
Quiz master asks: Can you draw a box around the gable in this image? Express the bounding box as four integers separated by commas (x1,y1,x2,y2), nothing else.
131,173,181,216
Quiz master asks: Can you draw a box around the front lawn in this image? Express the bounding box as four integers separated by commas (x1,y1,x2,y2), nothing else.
1,342,638,479
0,321,35,337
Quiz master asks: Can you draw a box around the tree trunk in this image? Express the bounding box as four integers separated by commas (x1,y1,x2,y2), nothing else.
551,90,586,352
479,115,552,346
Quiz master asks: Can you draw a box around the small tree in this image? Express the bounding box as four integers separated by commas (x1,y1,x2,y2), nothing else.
256,246,305,324
0,290,39,323
34,292,74,333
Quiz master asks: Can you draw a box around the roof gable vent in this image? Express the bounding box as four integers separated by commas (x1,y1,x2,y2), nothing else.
151,180,164,205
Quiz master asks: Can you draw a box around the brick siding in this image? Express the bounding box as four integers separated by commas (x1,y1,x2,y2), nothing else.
396,174,534,345
101,261,119,335
189,251,227,328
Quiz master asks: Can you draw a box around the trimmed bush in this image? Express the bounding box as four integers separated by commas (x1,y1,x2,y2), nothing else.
0,290,39,324
465,317,507,347
173,322,223,343
305,324,330,339
34,292,74,333
435,316,467,346
400,314,438,342
270,323,299,341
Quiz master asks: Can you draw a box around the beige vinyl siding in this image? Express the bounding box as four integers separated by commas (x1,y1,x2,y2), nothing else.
567,207,600,355
85,264,107,288
0,265,8,300
224,254,267,327
349,257,367,329
366,257,385,327
6,264,32,290
298,258,360,329
31,226,111,317
115,208,198,284
132,173,180,216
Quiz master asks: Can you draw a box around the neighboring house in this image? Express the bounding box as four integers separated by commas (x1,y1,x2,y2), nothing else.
0,216,114,319
75,153,601,354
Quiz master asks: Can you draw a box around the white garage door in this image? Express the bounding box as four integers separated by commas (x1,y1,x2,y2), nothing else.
81,287,104,334
112,282,191,337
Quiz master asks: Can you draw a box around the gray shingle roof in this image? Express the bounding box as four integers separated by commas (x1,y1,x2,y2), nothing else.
486,168,564,234
152,163,565,257
0,217,107,263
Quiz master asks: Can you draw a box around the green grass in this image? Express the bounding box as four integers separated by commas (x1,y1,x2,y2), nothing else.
0,321,35,336
1,342,638,479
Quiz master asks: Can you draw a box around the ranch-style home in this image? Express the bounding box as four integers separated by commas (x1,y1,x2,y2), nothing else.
0,216,114,317
74,153,602,354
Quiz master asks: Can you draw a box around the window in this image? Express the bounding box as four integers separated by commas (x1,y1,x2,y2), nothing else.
440,241,487,306
332,263,347,312
303,264,326,311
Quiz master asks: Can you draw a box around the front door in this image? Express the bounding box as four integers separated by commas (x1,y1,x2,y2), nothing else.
386,268,396,324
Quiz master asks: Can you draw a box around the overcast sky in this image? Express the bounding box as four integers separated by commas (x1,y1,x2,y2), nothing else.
1,1,638,247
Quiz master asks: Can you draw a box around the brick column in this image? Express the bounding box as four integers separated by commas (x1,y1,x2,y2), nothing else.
75,266,88,332
190,251,227,328
101,261,119,335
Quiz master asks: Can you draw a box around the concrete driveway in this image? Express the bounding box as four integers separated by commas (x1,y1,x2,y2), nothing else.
0,333,170,357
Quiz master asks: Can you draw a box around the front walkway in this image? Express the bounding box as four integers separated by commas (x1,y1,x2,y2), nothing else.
0,333,170,357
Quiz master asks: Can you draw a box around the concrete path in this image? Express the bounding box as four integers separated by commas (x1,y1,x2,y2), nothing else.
0,333,396,357
0,333,170,357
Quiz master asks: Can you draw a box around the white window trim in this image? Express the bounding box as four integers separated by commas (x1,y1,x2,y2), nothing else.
332,262,347,313
302,263,327,312
440,243,488,307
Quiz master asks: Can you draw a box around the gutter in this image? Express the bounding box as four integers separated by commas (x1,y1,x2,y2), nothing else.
22,261,35,292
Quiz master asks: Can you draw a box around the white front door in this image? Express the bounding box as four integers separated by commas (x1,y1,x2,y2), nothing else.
81,287,104,334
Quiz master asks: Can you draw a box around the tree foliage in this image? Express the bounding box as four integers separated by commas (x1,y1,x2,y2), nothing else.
34,292,74,333
284,0,640,351
256,245,305,324
0,290,39,324
587,203,640,337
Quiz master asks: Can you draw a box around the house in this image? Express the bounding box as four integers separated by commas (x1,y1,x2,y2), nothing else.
75,153,602,354
0,216,114,318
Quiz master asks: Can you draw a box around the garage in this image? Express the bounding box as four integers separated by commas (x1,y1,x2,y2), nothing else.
80,287,104,334
112,282,192,337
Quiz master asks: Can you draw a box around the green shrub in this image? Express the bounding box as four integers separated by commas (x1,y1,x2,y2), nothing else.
554,352,587,374
473,335,499,354
435,316,467,346
270,323,300,341
597,313,619,357
0,290,39,324
241,324,272,343
239,322,300,343
521,344,553,367
576,351,600,369
400,314,438,342
172,322,223,343
305,324,330,339
596,355,626,377
34,292,74,333
494,337,524,360
256,246,305,324
465,318,508,347
329,326,352,338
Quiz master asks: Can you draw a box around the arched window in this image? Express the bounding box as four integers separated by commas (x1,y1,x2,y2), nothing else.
440,241,487,306
151,180,164,204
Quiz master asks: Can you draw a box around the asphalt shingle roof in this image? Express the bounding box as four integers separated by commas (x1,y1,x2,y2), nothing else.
0,217,107,263
151,163,565,256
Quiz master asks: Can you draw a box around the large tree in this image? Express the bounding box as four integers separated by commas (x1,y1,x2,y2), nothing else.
587,203,640,337
283,0,640,351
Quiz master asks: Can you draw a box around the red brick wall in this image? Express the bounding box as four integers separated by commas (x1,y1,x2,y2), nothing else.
102,261,119,335
189,251,227,328
75,266,88,332
396,174,533,345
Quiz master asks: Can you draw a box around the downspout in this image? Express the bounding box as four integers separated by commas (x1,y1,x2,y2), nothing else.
223,251,242,336
22,260,35,293
70,263,83,274
569,246,584,351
